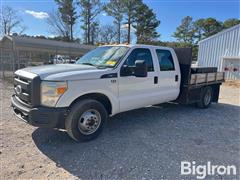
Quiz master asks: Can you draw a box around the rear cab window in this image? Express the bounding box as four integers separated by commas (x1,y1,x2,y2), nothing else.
156,49,175,71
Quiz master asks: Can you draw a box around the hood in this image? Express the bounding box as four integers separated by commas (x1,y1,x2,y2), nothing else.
16,64,110,81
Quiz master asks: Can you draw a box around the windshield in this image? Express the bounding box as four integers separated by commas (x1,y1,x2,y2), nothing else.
76,46,129,68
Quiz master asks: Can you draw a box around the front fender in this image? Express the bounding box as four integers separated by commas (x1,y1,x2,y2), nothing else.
55,79,119,115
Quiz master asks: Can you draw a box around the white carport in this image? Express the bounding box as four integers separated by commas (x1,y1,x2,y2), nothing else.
0,35,95,78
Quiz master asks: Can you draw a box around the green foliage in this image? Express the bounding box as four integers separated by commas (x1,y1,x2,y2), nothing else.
51,0,238,48
104,0,125,43
199,18,223,38
133,3,160,43
111,0,160,44
173,16,195,44
143,41,198,61
223,18,240,29
193,18,205,42
194,18,239,41
55,0,77,41
172,17,240,62
78,0,102,44
90,21,100,44
121,0,142,43
194,18,223,42
174,17,239,45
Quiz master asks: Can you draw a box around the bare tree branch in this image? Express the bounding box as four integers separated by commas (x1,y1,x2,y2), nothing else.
47,11,70,40
98,24,117,43
1,6,26,36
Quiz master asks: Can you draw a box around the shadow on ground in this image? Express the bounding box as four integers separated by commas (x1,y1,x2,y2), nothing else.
32,103,240,179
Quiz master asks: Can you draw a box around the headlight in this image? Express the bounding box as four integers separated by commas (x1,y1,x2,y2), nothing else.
41,81,67,107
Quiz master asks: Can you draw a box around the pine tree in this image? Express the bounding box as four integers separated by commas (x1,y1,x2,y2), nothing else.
193,18,205,42
173,16,195,44
78,0,102,45
133,3,160,43
55,0,77,41
122,0,142,43
104,0,125,44
223,18,240,29
90,21,99,44
200,18,223,38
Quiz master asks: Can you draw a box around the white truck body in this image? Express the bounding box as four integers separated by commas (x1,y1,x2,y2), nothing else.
11,44,224,141
15,45,181,115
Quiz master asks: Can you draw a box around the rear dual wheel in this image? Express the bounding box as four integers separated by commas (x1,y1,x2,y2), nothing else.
196,86,213,108
65,99,108,142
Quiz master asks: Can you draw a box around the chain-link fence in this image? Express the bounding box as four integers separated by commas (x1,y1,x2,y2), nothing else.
0,47,15,79
0,48,78,79
0,36,95,79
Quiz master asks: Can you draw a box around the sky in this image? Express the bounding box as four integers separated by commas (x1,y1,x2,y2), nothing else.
1,0,240,42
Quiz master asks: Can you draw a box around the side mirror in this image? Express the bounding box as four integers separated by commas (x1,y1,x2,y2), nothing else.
120,65,132,76
135,60,147,77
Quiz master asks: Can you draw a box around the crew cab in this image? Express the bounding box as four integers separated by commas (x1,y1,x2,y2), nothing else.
11,45,224,141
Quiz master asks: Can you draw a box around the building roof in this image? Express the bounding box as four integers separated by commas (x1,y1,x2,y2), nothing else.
0,35,96,56
198,24,240,44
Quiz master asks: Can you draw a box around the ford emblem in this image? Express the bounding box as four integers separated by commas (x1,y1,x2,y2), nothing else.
15,85,22,95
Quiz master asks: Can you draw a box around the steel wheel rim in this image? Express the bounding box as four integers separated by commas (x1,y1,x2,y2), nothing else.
204,89,211,105
78,109,101,135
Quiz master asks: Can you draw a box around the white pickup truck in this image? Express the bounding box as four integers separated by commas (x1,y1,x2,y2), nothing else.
11,45,224,141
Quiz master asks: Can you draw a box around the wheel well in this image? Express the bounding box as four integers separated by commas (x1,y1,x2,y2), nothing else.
70,93,112,114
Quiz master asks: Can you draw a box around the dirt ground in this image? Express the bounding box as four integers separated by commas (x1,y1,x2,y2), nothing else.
0,79,239,179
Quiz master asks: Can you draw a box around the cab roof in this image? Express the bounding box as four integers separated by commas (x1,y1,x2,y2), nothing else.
101,44,174,51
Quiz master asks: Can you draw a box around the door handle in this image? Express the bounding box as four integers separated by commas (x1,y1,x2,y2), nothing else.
154,76,158,84
175,75,179,82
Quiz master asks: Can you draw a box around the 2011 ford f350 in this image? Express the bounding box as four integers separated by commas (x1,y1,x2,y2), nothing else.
11,45,225,141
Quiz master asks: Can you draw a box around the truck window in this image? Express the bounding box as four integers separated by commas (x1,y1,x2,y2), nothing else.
156,49,175,71
76,46,129,68
124,48,154,71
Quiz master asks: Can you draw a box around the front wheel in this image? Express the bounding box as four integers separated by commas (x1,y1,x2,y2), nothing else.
196,86,213,109
65,99,108,142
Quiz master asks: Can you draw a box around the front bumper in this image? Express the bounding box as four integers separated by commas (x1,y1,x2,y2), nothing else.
11,95,68,128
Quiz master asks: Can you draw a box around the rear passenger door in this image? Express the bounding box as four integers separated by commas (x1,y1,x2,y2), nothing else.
155,49,180,101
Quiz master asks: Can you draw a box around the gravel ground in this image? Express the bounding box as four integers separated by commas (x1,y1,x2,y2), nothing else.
0,79,239,179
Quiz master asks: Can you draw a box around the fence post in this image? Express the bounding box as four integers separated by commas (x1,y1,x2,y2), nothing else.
0,48,4,79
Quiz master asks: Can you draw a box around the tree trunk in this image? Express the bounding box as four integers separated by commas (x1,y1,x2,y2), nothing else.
117,21,121,44
127,12,131,44
86,8,90,44
70,24,73,41
91,26,94,45
4,22,7,35
84,21,87,44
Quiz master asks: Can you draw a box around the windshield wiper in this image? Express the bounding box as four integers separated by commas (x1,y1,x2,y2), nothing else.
80,62,113,69
95,65,114,69
80,62,96,67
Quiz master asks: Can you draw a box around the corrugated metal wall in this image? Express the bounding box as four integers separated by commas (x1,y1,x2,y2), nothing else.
198,25,240,79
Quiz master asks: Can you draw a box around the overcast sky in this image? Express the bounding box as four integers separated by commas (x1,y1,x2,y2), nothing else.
2,0,240,42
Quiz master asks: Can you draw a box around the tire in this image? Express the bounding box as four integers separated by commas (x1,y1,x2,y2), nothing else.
196,86,213,109
65,99,108,142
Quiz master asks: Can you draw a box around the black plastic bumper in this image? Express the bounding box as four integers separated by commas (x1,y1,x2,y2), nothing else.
11,95,67,128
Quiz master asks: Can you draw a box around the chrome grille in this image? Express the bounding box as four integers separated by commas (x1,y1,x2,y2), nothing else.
14,75,32,106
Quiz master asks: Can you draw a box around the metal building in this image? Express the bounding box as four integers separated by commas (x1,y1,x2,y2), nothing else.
198,24,240,80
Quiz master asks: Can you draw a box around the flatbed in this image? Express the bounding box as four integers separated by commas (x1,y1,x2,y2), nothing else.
174,48,224,104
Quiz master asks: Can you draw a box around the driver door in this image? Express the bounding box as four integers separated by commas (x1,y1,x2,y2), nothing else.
118,48,159,112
